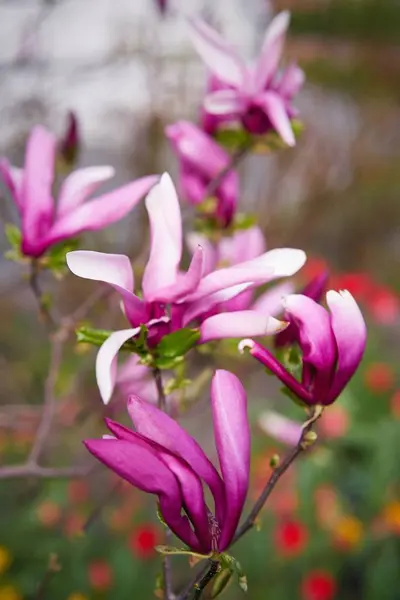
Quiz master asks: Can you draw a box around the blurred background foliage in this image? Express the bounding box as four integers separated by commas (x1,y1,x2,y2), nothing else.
0,0,399,599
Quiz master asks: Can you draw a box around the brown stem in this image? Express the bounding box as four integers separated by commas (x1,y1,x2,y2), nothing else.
203,145,249,200
153,366,167,412
29,259,56,327
192,560,220,600
0,463,91,479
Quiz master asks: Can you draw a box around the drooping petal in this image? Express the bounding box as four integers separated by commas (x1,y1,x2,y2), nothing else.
211,370,250,550
142,173,183,302
0,159,24,210
57,166,115,217
253,11,290,91
204,89,245,116
47,175,158,243
188,18,246,88
128,395,225,522
200,311,287,342
258,411,302,446
252,281,294,315
188,248,306,301
284,294,337,401
96,328,141,404
258,91,295,146
239,339,313,404
326,290,367,402
21,126,56,253
66,251,147,326
84,438,200,549
149,246,204,303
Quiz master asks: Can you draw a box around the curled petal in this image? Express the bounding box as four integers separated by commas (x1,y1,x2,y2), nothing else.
258,91,295,147
96,328,141,404
57,166,115,217
239,339,313,404
84,438,200,549
254,11,290,91
48,175,158,242
66,251,147,326
204,90,245,116
188,18,246,88
211,370,250,549
188,248,306,301
142,173,182,302
326,290,367,402
200,311,287,342
128,395,225,522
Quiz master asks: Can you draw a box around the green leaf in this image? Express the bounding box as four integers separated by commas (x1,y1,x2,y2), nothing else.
76,326,113,347
156,328,200,359
219,554,247,593
211,568,233,599
4,223,22,248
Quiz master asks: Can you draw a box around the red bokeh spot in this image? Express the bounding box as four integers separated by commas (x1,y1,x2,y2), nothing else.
275,519,308,556
364,363,395,394
318,405,349,439
128,524,160,559
36,501,61,528
391,390,400,418
88,559,113,591
68,480,89,504
301,570,336,600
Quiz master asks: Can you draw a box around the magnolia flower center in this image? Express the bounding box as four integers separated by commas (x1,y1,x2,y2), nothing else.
208,512,221,552
242,105,272,135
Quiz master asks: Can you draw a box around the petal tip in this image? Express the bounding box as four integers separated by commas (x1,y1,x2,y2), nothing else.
238,338,254,353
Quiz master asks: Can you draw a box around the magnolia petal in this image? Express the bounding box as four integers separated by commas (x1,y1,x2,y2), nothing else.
211,370,250,550
218,226,266,265
48,175,158,242
277,63,305,98
252,281,294,315
188,248,306,301
326,290,367,403
239,339,313,403
142,173,183,302
0,159,24,210
66,251,146,326
128,395,225,522
186,232,217,275
188,18,246,87
254,11,290,91
258,91,295,147
21,126,56,252
258,410,302,446
284,294,337,400
180,170,205,205
204,89,245,116
84,437,200,549
183,282,254,325
200,311,287,342
57,166,115,217
96,328,140,404
149,246,204,303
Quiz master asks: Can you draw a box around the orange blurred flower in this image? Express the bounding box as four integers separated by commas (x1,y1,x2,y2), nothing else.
318,405,349,439
0,586,22,600
67,594,89,600
382,502,400,535
333,516,363,550
0,547,12,575
390,391,400,418
36,501,61,528
68,480,89,504
88,559,113,591
364,363,395,394
64,513,85,538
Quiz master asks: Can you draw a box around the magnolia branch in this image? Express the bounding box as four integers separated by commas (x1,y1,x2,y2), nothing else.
204,145,249,200
29,259,56,327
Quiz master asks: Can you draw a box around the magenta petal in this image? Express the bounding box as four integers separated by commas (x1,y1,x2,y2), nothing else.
96,328,141,404
21,126,56,251
239,339,313,404
211,370,250,550
0,159,24,210
84,438,200,549
326,290,367,402
66,251,147,326
188,18,246,88
57,166,115,217
142,173,183,302
47,175,158,242
200,311,287,342
254,11,290,91
258,91,295,146
203,90,245,116
127,395,225,521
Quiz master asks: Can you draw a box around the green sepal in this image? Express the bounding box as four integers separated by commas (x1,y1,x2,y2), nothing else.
76,326,138,352
155,545,211,560
211,568,233,598
155,328,200,359
219,554,248,593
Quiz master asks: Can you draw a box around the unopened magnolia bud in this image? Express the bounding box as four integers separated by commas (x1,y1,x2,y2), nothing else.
301,430,318,449
269,454,280,468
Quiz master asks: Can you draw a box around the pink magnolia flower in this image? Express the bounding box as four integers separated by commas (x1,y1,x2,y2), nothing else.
85,370,250,553
189,11,304,145
67,173,306,403
165,120,239,227
240,291,367,406
0,125,158,258
258,410,302,446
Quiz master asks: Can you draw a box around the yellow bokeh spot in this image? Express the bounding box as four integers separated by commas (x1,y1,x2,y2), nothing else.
0,546,12,574
335,516,363,548
383,502,400,533
0,585,22,600
67,594,89,600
